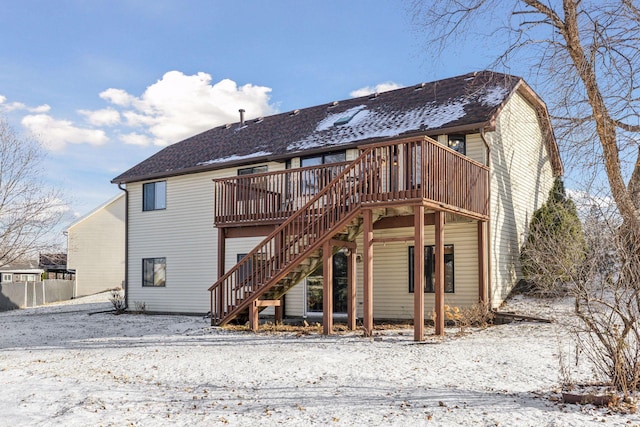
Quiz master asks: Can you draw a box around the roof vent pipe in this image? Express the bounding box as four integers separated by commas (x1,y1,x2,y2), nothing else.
239,109,245,126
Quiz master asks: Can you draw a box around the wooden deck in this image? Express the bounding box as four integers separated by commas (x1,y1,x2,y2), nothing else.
213,136,488,227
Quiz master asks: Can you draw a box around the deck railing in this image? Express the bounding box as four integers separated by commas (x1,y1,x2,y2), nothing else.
213,162,350,225
209,136,488,325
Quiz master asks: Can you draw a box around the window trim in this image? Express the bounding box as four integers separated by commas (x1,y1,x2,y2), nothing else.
408,244,455,293
142,257,166,287
2,273,12,282
142,181,167,211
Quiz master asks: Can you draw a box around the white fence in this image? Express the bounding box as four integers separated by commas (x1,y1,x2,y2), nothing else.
0,280,75,311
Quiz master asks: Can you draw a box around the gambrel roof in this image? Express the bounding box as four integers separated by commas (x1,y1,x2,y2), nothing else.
112,71,560,184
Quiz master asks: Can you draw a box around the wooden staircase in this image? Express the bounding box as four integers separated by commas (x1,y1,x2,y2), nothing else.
209,144,385,326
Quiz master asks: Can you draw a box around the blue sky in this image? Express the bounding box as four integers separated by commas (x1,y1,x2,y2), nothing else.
0,0,503,224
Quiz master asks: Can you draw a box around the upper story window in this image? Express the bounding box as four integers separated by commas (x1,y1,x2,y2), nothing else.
301,151,346,194
447,135,466,155
2,273,12,282
238,165,268,175
143,181,166,211
301,151,346,167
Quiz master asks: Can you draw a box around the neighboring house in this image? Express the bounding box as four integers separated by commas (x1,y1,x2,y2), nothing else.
66,193,125,297
39,253,75,280
0,260,43,283
112,71,562,340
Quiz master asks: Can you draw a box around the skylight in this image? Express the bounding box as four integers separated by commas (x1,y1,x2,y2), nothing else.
333,110,361,126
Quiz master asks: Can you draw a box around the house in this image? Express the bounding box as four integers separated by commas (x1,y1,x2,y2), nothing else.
111,71,562,341
66,193,125,297
0,260,43,283
39,253,75,280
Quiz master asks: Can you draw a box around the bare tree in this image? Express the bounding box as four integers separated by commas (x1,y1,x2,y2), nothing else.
0,116,67,266
411,0,640,394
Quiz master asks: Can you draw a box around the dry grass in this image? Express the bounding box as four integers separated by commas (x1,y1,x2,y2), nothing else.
223,320,415,336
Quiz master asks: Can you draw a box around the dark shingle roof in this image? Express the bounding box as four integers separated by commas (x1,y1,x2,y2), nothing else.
112,71,522,184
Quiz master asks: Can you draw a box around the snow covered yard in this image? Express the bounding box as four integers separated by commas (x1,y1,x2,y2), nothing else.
0,294,638,426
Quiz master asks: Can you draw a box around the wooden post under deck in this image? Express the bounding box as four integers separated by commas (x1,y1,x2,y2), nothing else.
249,300,259,332
274,298,284,323
414,205,425,341
363,209,374,336
216,228,226,323
478,221,488,304
347,250,357,330
322,240,333,335
217,228,226,280
434,210,445,336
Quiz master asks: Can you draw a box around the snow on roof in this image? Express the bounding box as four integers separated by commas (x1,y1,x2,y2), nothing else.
288,100,467,152
196,151,272,166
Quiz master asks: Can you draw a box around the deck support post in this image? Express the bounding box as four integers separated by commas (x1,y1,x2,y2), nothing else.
322,240,333,335
216,228,226,324
217,228,226,279
478,221,488,304
347,249,357,330
249,301,259,332
413,205,425,341
274,298,284,323
435,210,445,336
363,209,374,336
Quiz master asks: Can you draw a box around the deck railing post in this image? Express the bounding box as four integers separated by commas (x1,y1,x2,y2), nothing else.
414,205,425,342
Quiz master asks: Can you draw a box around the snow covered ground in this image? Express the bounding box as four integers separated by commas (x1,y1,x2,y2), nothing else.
0,293,638,426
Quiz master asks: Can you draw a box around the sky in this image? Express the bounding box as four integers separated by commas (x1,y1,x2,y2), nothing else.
0,0,504,228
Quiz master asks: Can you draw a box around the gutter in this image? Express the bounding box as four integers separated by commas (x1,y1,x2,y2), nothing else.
479,127,492,307
117,183,129,311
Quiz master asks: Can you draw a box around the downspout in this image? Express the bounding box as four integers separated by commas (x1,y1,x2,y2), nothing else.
479,128,492,307
118,183,129,310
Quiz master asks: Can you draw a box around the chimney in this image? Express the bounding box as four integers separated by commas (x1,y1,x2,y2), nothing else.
239,109,245,126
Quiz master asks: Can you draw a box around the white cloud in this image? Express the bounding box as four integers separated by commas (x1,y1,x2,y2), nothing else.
0,100,27,112
7,70,277,152
0,96,49,113
120,132,151,146
21,114,108,151
98,71,277,146
30,104,51,113
78,108,120,126
350,81,404,98
99,88,135,107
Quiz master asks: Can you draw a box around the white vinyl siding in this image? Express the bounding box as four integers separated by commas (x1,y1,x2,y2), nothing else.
466,133,486,165
282,221,479,320
67,194,125,297
127,161,285,314
225,236,275,316
486,91,555,307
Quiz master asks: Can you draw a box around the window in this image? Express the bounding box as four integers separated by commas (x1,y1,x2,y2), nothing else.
2,273,12,282
301,151,346,193
143,181,166,211
447,135,466,155
408,245,454,293
238,165,268,176
143,258,166,287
